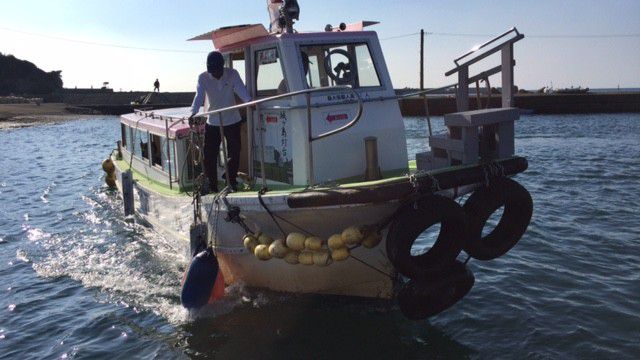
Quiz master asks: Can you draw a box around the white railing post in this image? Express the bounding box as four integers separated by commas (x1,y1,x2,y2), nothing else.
501,43,514,108
457,66,469,112
306,93,314,185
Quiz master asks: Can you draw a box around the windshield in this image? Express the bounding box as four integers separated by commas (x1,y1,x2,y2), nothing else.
299,43,381,89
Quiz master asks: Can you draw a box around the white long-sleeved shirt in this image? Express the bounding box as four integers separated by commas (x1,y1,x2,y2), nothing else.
190,69,251,126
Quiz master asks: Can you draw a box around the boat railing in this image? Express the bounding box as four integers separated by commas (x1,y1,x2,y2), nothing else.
129,28,522,189
200,85,364,188
196,85,364,142
390,28,526,136
137,85,363,188
445,27,525,111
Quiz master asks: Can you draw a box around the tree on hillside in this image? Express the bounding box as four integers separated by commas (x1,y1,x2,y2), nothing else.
0,53,63,96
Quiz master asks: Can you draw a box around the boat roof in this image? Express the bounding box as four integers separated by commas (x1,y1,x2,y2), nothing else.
188,21,380,53
121,107,203,139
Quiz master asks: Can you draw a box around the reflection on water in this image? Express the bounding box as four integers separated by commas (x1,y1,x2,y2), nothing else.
0,114,639,358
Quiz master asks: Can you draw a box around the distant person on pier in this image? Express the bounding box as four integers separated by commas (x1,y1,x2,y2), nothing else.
189,51,251,193
153,78,160,92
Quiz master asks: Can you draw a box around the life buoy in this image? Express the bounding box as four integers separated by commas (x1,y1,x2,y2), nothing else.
397,260,475,320
386,195,467,281
463,177,533,260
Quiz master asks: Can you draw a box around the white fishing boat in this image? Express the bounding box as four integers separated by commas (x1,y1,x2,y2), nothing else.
104,1,532,319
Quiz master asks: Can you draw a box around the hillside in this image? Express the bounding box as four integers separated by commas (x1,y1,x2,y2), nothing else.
0,53,63,96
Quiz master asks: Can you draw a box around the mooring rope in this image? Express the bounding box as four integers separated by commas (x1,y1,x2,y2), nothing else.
257,188,287,238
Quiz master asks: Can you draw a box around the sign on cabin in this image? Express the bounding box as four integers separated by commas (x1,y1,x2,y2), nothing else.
258,48,278,65
254,111,293,184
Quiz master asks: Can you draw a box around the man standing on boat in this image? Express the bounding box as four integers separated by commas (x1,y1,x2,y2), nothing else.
190,51,251,193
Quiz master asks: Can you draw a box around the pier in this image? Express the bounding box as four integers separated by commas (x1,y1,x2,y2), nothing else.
399,92,640,116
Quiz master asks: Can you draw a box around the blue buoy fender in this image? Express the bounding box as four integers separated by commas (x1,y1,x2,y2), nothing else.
180,248,220,309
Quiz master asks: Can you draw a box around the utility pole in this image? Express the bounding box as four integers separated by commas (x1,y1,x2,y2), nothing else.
420,29,425,90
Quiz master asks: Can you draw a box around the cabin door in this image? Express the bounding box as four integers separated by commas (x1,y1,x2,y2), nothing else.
251,45,295,185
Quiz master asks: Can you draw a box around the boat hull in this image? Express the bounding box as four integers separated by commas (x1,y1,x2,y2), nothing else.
205,196,401,299
202,184,479,299
113,163,193,254
112,155,486,299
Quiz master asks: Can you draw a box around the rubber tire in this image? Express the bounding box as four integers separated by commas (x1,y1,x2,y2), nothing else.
463,177,533,261
397,260,475,320
387,195,467,281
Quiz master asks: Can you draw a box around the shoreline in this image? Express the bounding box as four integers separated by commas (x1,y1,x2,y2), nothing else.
0,103,96,130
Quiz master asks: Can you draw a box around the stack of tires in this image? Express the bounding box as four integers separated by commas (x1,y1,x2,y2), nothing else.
387,178,533,320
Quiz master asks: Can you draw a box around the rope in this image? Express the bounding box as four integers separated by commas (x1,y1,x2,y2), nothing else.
270,213,315,237
483,76,492,109
257,188,287,238
222,197,254,235
481,160,508,187
409,170,441,194
347,252,395,280
253,188,396,278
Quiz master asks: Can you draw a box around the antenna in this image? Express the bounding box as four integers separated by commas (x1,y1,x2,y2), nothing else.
267,0,300,34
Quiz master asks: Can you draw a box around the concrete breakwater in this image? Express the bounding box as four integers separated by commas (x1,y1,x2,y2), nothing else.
56,90,640,116
57,91,193,115
399,92,640,116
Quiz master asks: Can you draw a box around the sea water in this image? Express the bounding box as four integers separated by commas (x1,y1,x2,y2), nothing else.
0,114,638,359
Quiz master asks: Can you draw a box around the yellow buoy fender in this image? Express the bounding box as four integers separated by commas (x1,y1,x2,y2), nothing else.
102,158,115,174
243,235,258,253
286,233,306,251
284,251,300,265
327,234,344,250
331,247,350,261
258,233,274,246
105,173,117,188
313,250,332,267
268,239,289,258
362,231,382,249
342,226,364,246
298,251,314,265
254,244,272,260
305,236,323,251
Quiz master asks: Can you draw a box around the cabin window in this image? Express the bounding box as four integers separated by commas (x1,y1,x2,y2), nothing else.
227,50,249,121
226,51,246,84
150,134,163,167
299,43,381,88
139,131,150,160
126,126,134,151
156,137,177,175
120,124,127,148
255,48,286,97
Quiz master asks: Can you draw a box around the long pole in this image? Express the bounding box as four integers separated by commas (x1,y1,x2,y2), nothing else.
165,119,172,189
420,29,432,136
218,113,231,190
420,29,425,90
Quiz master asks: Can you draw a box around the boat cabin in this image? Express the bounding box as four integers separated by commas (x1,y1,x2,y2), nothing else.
119,22,409,191
118,108,201,191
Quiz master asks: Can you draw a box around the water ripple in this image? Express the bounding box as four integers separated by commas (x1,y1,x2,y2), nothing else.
0,115,638,358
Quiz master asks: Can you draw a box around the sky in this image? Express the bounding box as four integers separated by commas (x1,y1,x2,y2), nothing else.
0,0,638,92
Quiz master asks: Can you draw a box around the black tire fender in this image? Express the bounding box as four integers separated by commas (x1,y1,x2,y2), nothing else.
387,195,467,281
463,177,533,261
397,260,475,320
